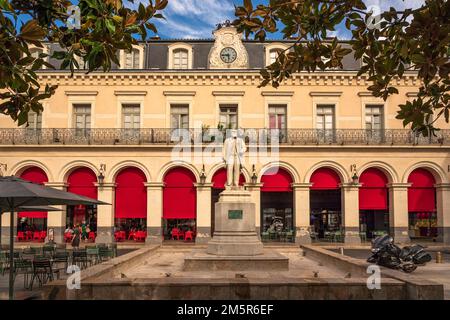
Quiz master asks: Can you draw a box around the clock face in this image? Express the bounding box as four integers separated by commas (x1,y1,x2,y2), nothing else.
220,47,237,63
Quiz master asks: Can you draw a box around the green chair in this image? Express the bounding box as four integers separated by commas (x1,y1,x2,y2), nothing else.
98,247,114,262
86,247,100,266
268,230,277,241
261,232,270,242
42,245,55,258
285,231,294,242
359,232,367,242
13,259,33,289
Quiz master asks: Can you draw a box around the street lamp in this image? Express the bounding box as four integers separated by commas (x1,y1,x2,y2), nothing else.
351,164,359,184
199,164,206,184
98,164,106,185
251,164,258,184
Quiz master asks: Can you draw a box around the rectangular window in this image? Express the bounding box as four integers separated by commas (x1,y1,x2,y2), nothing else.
316,104,335,142
122,104,140,129
268,104,287,142
173,49,188,69
365,104,384,142
27,111,42,130
219,104,238,129
124,49,140,69
365,104,384,131
170,104,189,129
73,104,91,137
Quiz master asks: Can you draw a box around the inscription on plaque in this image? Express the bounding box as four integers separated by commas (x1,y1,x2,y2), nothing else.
228,210,243,219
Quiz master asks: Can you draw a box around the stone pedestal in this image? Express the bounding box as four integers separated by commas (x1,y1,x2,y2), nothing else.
184,188,288,271
206,189,263,256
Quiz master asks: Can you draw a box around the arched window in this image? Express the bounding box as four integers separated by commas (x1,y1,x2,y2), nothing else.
19,167,49,220
115,167,147,219
268,48,282,64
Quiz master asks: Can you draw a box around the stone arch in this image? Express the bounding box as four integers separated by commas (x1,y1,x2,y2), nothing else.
257,161,300,184
157,161,200,183
304,161,349,184
108,160,151,182
10,160,53,182
357,161,399,184
402,161,448,184
59,160,99,182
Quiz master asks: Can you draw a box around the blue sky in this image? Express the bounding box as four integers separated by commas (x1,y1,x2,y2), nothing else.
129,0,425,40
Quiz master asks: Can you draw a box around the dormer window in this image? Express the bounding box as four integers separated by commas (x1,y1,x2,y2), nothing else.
173,49,188,69
168,43,193,69
30,47,43,59
265,43,288,67
124,48,140,69
269,48,282,64
119,45,143,69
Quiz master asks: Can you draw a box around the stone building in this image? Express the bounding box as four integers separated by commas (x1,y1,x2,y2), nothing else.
1,26,449,245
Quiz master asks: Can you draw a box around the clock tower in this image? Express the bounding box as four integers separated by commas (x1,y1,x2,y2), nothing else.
208,21,249,69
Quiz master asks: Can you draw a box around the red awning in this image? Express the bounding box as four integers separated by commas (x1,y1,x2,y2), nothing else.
115,167,147,219
163,168,196,219
67,167,98,200
19,167,48,219
212,168,245,189
408,168,436,212
310,168,341,190
261,168,293,192
359,168,388,210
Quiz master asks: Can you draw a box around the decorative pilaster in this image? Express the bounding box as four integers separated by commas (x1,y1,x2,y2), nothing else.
44,182,67,244
195,183,213,244
145,183,164,244
341,183,362,244
95,183,116,244
244,183,263,237
388,183,411,244
435,183,450,244
292,183,313,244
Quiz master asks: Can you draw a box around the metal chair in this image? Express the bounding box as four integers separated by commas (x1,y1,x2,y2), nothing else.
52,251,69,274
86,247,100,266
30,259,55,290
98,247,114,262
72,249,88,269
13,259,33,289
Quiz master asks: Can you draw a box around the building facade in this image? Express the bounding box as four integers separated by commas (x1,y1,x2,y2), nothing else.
1,26,449,245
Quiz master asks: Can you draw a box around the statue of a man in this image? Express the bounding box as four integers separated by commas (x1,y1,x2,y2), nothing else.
223,129,246,188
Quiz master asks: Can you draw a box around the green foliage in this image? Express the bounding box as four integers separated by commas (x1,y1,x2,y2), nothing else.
233,0,450,135
0,0,167,126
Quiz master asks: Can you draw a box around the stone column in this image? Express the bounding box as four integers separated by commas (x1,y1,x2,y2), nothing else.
435,183,450,244
1,212,17,246
95,183,116,244
145,183,163,244
244,183,262,238
388,183,411,244
44,182,67,244
194,183,213,244
341,183,362,244
292,183,312,244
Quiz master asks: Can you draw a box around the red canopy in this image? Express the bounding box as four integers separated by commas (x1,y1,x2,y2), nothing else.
212,168,245,189
163,167,196,219
310,168,341,190
115,167,147,219
359,168,388,210
67,167,98,200
408,168,436,212
261,168,293,192
19,167,48,218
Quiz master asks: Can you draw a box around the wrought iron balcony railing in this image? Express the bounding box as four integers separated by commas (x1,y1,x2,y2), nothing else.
0,128,448,146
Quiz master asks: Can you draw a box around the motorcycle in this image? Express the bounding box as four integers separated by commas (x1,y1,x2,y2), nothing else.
367,235,432,273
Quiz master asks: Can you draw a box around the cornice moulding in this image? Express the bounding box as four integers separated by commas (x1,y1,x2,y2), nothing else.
163,91,196,96
212,91,245,96
310,91,343,97
261,91,294,97
65,91,98,96
114,90,147,96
